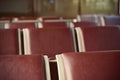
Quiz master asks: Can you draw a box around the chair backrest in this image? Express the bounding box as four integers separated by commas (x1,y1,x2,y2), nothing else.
5,22,37,29
103,15,120,26
0,55,48,80
42,16,61,21
39,22,68,28
80,15,98,22
72,21,98,27
0,17,12,21
23,27,76,80
0,29,22,55
75,27,120,52
16,17,38,20
23,28,76,59
56,51,120,80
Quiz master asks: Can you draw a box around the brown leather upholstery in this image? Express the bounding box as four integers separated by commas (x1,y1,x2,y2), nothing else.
0,55,45,80
0,29,20,55
77,27,120,52
57,51,120,80
27,28,75,58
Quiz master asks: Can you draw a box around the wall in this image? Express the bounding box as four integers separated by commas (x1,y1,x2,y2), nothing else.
0,0,119,18
0,0,34,17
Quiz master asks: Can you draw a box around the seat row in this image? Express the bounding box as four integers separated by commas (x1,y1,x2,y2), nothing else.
0,51,120,80
0,15,120,29
76,15,120,26
0,26,120,56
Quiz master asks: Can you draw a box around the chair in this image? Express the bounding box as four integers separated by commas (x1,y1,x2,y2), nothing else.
38,22,68,28
56,51,120,80
23,28,77,80
75,27,120,52
80,15,98,22
0,17,12,21
71,21,98,27
0,55,50,80
77,15,100,24
42,16,61,21
12,17,41,23
23,28,77,58
5,22,37,29
16,17,38,20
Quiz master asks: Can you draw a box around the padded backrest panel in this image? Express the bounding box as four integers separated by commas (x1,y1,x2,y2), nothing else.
17,17,38,20
0,55,45,80
42,17,60,21
9,22,36,29
0,17,12,21
0,29,19,54
73,21,98,27
80,15,99,23
28,28,75,58
80,27,120,51
60,51,120,80
41,22,67,28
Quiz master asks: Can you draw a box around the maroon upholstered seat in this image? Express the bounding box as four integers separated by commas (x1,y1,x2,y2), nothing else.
41,22,68,28
0,29,21,55
16,17,38,20
0,17,13,21
6,22,36,29
0,55,46,80
75,27,120,52
56,51,120,80
23,28,76,80
23,28,76,58
42,16,60,21
73,21,98,27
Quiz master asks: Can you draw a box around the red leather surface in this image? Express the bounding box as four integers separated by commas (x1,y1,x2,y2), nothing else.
73,21,98,27
61,51,120,80
29,28,75,58
0,55,45,80
9,22,36,29
42,17,60,20
17,17,38,20
0,29,19,54
80,27,120,51
29,28,75,80
0,17,13,21
42,22,67,28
